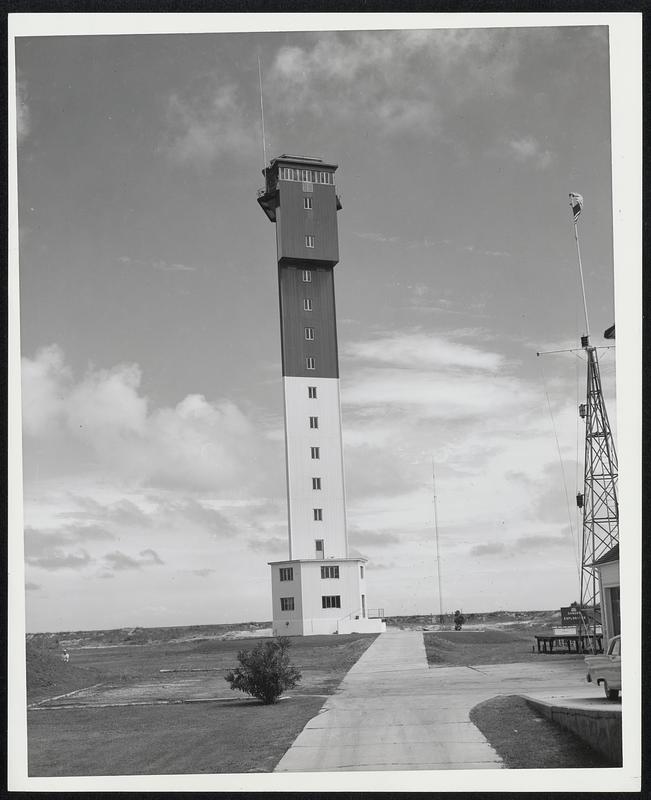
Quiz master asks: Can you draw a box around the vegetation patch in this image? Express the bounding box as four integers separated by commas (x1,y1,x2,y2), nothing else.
27,631,378,776
423,628,582,667
469,695,605,769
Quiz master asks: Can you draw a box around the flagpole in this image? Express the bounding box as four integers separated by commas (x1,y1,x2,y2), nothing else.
572,204,591,340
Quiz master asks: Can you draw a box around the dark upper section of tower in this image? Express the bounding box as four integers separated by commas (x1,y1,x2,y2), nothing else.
257,155,342,268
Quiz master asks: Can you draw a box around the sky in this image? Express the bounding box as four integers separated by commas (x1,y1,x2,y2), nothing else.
15,24,620,632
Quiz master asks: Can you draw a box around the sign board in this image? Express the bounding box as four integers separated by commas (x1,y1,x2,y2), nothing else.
561,606,583,626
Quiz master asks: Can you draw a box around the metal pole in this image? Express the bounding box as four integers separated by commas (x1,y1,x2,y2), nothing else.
573,221,591,340
257,55,267,172
432,460,444,625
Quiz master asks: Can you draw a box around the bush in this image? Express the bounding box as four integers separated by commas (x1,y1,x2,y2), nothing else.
225,636,301,704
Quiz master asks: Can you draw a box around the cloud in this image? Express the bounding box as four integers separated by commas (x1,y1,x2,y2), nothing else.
343,332,504,371
24,524,116,572
21,345,71,436
118,256,195,273
25,581,41,591
349,529,401,547
247,536,287,555
355,232,400,244
163,80,257,164
191,568,216,578
22,346,273,494
58,497,151,528
470,532,572,558
268,29,523,137
507,135,553,169
103,548,164,571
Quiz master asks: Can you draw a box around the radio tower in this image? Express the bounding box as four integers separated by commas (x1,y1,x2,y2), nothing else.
570,193,619,640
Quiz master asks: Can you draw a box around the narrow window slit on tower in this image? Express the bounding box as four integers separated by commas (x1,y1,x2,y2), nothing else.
303,197,313,210
308,386,317,399
305,235,315,248
306,356,315,370
305,327,315,340
302,269,312,282
313,508,323,521
311,447,320,459
312,477,321,490
309,416,319,429
304,298,312,311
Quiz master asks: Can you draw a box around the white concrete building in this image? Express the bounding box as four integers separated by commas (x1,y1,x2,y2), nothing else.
258,155,385,636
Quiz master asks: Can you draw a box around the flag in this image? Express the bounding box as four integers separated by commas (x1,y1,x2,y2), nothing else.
569,192,583,222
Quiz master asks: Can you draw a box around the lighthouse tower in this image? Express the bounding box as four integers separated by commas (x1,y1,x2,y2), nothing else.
258,155,385,636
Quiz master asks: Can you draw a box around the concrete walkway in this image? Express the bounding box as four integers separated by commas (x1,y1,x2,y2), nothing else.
275,631,502,772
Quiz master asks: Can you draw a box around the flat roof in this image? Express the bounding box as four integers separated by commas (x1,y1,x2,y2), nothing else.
270,154,338,170
268,557,368,565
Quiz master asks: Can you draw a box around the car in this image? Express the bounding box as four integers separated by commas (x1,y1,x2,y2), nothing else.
585,635,621,700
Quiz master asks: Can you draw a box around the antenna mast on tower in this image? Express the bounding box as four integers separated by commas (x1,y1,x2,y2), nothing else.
432,460,444,626
569,193,619,646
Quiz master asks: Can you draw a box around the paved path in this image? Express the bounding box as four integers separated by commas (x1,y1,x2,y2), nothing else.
275,630,591,772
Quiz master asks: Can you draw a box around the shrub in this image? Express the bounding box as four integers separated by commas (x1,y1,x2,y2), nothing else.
225,636,301,704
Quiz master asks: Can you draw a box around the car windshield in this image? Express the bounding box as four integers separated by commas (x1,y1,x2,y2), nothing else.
609,638,621,656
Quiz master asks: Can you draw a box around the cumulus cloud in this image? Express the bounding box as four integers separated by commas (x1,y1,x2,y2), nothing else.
507,135,553,169
163,80,257,164
21,346,270,493
268,29,523,137
25,581,41,591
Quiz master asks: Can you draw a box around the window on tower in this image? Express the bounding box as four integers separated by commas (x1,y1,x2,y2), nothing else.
311,447,320,459
308,386,317,399
321,565,339,579
303,197,313,210
315,539,324,553
306,356,315,370
322,595,341,609
313,508,323,521
302,269,312,282
360,565,365,579
304,298,312,311
305,235,315,248
279,567,294,582
312,477,321,490
280,597,295,611
309,416,319,429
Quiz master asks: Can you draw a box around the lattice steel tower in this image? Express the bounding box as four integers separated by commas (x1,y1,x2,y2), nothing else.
569,192,619,631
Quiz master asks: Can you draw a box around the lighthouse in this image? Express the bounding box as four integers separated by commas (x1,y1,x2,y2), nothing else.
258,155,385,636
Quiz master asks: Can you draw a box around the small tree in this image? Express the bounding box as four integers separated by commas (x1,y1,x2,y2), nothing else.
225,636,301,704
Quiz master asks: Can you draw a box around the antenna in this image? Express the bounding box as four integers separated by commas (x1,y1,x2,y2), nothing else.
432,459,444,625
257,55,268,171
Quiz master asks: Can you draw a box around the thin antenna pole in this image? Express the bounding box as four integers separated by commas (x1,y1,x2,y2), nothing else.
257,55,267,171
573,220,591,340
432,460,444,624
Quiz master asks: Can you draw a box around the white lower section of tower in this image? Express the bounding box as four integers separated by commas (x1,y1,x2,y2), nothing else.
282,376,348,561
270,376,386,635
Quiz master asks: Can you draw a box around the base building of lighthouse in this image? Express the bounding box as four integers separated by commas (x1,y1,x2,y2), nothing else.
258,154,385,636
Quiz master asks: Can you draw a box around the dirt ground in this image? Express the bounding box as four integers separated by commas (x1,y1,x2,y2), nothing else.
27,633,377,776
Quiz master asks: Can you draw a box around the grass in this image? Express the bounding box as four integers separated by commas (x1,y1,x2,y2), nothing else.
27,633,377,776
423,628,583,666
469,695,607,769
